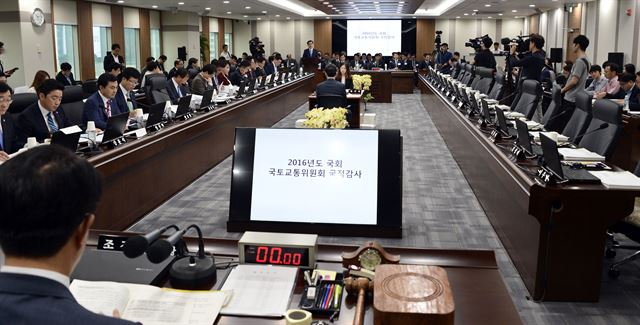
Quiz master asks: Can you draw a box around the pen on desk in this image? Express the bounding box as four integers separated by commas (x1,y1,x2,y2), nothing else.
321,284,331,309
324,284,335,309
333,284,342,309
316,285,326,308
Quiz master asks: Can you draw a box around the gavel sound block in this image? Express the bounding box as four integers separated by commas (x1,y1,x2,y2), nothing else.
373,264,455,325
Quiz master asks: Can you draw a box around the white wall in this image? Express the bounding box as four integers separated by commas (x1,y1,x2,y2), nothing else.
161,11,200,62
274,20,295,57
256,20,272,54
233,20,251,56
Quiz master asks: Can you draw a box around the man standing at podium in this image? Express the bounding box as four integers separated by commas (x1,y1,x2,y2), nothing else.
303,40,320,58
0,145,136,324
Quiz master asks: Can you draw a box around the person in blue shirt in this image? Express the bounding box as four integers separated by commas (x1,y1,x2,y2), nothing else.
435,43,453,67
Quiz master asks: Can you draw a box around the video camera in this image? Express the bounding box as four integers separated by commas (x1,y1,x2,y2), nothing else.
435,31,443,49
501,35,530,54
249,37,265,58
465,34,490,50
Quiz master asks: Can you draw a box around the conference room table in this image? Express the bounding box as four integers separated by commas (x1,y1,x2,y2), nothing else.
86,230,522,325
308,91,363,128
419,74,640,302
88,74,316,230
313,69,417,103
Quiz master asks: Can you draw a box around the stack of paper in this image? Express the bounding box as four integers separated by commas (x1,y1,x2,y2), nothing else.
523,120,543,130
529,131,570,143
505,111,525,119
558,148,605,161
494,104,511,111
588,170,640,189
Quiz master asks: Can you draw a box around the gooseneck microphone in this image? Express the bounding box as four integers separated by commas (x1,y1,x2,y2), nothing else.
570,122,609,142
123,225,179,258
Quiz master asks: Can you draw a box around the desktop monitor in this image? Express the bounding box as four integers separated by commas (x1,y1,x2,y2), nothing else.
228,128,403,238
515,119,534,155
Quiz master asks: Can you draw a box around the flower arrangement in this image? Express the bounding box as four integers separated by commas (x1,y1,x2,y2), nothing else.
352,74,374,103
303,108,349,129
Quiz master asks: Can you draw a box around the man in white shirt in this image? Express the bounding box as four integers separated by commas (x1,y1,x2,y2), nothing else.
220,44,231,60
0,145,136,324
585,64,608,96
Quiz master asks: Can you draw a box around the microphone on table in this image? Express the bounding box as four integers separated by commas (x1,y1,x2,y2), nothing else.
146,224,217,289
570,122,609,143
122,225,179,258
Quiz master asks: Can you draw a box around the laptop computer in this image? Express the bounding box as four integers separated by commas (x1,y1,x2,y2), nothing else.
258,75,267,89
102,112,130,144
515,119,542,156
146,102,166,130
174,95,192,119
51,129,81,152
539,133,601,184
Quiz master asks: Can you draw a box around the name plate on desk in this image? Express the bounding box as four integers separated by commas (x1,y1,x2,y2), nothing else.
97,234,129,251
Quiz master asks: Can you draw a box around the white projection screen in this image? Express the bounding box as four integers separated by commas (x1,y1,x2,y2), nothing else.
347,20,402,56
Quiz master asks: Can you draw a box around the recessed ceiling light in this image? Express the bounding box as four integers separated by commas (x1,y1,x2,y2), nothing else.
488,16,492,18
512,9,518,12
205,7,211,10
286,17,291,19
226,11,232,14
152,5,158,8
245,6,251,9
223,0,229,3
514,16,519,18
348,1,353,3
485,4,491,7
412,16,416,19
243,15,248,17
117,0,124,3
373,1,379,3
178,2,184,5
262,10,267,13
399,1,405,3
456,16,460,18
276,14,280,17
473,9,478,12
323,1,329,4
529,4,535,7
257,18,261,20
326,16,330,19
328,4,333,7
464,13,468,15
498,13,503,16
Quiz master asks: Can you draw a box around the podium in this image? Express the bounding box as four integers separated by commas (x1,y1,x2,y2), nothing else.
301,57,321,73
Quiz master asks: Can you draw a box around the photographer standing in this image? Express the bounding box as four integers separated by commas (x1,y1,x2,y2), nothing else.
249,37,265,59
436,43,453,67
507,34,546,82
472,37,497,69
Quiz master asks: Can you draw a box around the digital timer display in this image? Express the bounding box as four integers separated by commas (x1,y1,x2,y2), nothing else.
244,245,310,267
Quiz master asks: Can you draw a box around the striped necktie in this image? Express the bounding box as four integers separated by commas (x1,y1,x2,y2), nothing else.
47,112,58,133
105,100,112,117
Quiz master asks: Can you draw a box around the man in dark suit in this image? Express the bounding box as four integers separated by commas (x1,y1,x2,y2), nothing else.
284,54,298,71
191,64,216,95
230,60,251,86
165,68,190,104
82,73,122,130
0,145,137,325
255,57,266,78
55,62,76,86
168,59,184,78
264,53,282,75
0,83,21,159
103,43,124,72
17,79,70,144
302,40,320,59
315,64,347,107
115,67,141,113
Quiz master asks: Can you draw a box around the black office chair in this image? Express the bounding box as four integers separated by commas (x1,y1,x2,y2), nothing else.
147,75,172,105
578,99,622,159
8,93,37,114
59,85,86,126
561,91,592,144
511,79,542,120
541,85,565,132
487,72,505,101
452,62,463,79
473,67,495,94
82,79,98,97
461,64,475,86
607,162,640,278
456,63,467,81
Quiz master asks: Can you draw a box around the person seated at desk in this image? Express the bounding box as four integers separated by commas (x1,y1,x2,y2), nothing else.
191,64,215,95
265,53,282,76
115,67,140,113
168,59,184,78
230,60,251,87
106,63,121,78
316,64,347,103
585,65,607,96
138,56,155,78
284,54,298,71
614,72,640,111
216,60,232,87
21,70,50,94
0,145,137,325
17,79,69,144
371,53,385,69
82,73,122,131
140,61,162,88
55,62,76,87
337,63,353,90
246,56,257,81
254,57,266,79
165,68,190,104
595,63,625,99
419,53,434,69
0,83,22,159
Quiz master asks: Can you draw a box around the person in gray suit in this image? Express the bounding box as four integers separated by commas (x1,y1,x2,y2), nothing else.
191,63,216,95
0,145,136,324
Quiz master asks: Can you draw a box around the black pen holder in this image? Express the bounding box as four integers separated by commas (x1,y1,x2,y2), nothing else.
299,276,344,316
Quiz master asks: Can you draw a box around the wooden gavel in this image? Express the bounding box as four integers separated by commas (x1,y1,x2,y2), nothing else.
344,277,374,325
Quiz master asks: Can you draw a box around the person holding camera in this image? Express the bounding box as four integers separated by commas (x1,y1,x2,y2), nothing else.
507,34,546,82
472,37,497,70
249,37,265,59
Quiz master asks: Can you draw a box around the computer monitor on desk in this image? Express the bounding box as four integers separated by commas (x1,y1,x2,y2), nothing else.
228,128,403,238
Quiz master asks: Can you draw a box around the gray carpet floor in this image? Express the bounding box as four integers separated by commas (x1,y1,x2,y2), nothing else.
129,92,640,324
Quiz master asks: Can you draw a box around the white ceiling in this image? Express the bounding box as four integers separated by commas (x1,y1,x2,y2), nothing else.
92,0,584,20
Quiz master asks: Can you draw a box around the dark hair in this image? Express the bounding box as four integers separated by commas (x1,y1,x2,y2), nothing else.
608,63,621,74
201,64,215,75
30,70,50,89
637,71,640,78
307,40,313,45
529,34,545,49
146,61,159,71
158,55,167,61
572,35,589,51
107,62,121,72
145,56,156,63
217,60,229,69
0,82,12,94
36,79,64,96
619,72,635,83
453,52,460,56
493,42,499,46
97,73,118,88
173,68,188,78
337,63,351,79
188,57,198,66
624,63,636,75
60,62,72,71
231,55,238,61
0,41,4,48
111,43,120,50
240,60,251,69
174,59,183,67
0,146,102,257
324,64,338,78
223,44,228,48
210,59,218,66
441,43,449,47
563,64,572,72
589,64,602,73
482,37,493,49
121,67,141,81
256,57,266,64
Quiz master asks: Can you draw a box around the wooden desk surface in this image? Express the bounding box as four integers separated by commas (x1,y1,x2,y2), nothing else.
419,75,639,302
87,231,523,325
88,75,315,230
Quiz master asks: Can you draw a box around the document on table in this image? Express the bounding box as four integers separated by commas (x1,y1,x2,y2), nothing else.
220,264,298,317
558,148,605,161
588,170,640,189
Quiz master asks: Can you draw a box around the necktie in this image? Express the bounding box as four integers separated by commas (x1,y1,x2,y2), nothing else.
47,112,58,133
0,120,5,151
105,100,112,117
177,86,182,97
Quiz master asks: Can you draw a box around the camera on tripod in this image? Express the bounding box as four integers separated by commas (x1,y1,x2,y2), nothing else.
465,34,490,50
501,35,530,55
249,37,265,58
435,30,443,48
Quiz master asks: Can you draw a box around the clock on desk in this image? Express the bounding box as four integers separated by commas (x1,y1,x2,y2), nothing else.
238,232,318,268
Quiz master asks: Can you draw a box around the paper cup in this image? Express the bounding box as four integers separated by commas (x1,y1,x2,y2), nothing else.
27,137,38,148
134,108,144,117
86,121,96,132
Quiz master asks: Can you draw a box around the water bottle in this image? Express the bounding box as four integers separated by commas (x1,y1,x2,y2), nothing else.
86,121,97,149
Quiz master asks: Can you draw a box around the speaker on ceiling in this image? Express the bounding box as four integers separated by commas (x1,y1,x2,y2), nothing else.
549,48,563,63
